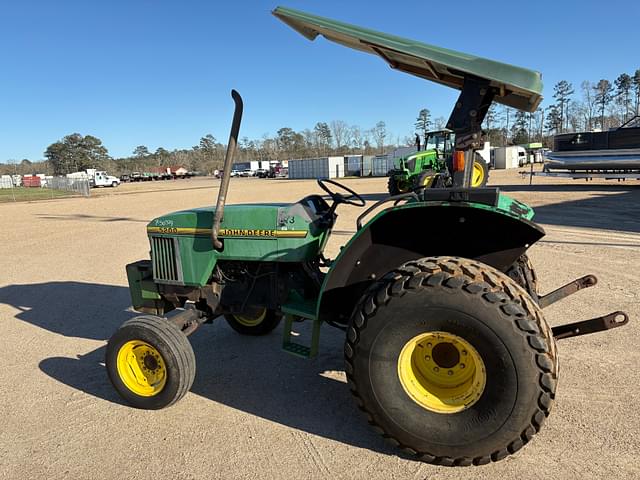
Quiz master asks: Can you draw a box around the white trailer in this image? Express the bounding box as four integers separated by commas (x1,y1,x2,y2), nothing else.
492,146,527,169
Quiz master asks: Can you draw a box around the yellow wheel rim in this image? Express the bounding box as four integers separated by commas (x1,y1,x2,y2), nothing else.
116,340,167,397
397,331,486,414
234,308,267,327
420,175,435,188
472,160,485,187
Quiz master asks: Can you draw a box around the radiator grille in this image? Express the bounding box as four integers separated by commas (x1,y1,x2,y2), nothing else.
151,237,183,284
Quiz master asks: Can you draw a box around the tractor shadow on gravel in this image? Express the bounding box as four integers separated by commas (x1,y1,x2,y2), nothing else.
0,281,397,456
495,183,640,234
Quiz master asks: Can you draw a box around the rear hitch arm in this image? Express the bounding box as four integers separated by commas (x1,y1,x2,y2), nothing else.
536,274,630,340
552,311,629,340
538,274,597,309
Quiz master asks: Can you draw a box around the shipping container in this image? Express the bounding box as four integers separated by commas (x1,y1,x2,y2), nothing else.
344,155,362,176
22,175,41,187
288,156,345,179
372,155,397,176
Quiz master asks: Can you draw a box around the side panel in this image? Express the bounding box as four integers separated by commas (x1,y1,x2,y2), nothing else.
318,203,544,322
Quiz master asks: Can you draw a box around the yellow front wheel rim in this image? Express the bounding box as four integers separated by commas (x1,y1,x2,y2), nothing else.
234,308,267,327
116,340,167,397
397,332,486,414
472,161,485,187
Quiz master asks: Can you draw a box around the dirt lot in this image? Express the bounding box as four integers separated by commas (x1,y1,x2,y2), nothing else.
1,171,639,479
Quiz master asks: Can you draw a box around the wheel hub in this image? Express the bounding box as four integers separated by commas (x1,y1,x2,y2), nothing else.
431,342,460,369
397,331,486,414
116,340,167,397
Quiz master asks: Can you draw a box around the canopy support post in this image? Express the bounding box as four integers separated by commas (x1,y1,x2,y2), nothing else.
446,75,495,188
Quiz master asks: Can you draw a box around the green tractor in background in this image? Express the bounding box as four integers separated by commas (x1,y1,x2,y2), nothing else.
105,7,629,466
387,129,489,195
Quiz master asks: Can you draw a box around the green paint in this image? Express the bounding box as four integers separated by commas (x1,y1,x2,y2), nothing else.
313,192,535,318
146,203,331,286
273,6,543,111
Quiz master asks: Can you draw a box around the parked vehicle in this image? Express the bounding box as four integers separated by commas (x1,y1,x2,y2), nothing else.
104,7,629,466
90,170,120,187
387,129,489,195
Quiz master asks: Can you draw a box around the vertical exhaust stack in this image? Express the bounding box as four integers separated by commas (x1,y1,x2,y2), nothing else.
212,90,243,249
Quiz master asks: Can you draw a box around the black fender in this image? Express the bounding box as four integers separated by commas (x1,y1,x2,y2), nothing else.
318,203,544,322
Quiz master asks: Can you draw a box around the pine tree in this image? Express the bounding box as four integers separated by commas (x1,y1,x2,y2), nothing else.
615,73,633,122
594,79,613,129
414,109,431,141
633,69,640,116
553,80,574,133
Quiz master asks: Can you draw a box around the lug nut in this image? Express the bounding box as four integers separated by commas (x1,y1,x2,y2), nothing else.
433,367,439,372
448,370,453,376
460,364,465,369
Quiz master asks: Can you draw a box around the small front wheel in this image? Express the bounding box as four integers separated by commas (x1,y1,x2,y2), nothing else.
106,315,195,409
224,307,282,335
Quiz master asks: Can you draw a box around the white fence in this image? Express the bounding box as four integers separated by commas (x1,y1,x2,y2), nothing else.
0,176,91,202
47,177,91,196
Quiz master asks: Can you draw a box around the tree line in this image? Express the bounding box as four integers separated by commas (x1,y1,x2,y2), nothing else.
2,68,638,176
1,120,393,176
481,70,640,147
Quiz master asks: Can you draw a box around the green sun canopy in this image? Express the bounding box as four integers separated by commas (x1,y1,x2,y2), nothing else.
273,6,543,112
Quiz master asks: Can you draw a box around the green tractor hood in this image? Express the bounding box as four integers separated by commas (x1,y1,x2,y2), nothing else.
273,6,542,112
146,203,332,286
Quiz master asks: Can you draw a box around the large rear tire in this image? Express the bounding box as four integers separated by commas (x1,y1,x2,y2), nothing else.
345,256,557,465
471,154,489,188
106,315,195,409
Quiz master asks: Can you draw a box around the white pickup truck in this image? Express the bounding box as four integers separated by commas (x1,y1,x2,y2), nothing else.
92,170,120,187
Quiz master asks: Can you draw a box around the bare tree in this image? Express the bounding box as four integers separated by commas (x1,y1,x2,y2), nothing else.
580,81,597,131
350,125,363,152
372,121,387,154
433,116,447,130
330,120,349,151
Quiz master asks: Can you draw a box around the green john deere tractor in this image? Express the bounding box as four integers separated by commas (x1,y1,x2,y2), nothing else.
106,7,629,466
387,129,490,195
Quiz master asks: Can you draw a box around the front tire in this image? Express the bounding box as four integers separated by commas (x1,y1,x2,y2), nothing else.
506,253,539,302
387,176,401,196
345,256,557,465
106,315,195,409
224,307,282,336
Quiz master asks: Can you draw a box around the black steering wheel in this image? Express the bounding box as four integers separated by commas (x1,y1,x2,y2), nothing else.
317,178,366,209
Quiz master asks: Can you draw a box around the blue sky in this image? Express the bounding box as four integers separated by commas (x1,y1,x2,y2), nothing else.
1,0,638,161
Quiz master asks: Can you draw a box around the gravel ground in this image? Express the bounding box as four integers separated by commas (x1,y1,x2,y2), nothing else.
1,171,638,480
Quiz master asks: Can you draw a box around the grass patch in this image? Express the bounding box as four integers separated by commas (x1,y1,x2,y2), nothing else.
0,187,77,203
